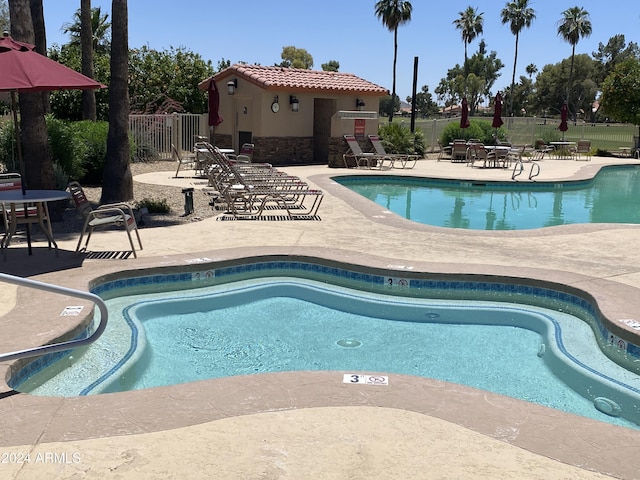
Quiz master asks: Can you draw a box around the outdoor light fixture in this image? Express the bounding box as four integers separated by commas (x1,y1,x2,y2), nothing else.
356,99,366,110
290,95,299,112
227,79,237,95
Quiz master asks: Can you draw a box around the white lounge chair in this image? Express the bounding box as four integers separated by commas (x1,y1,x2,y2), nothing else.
368,135,419,169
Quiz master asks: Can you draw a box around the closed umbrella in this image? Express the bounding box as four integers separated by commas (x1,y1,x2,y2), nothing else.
492,92,504,128
559,102,569,140
0,33,104,194
460,97,470,129
207,79,223,127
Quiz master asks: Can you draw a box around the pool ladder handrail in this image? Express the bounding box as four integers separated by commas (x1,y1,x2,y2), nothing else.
512,160,541,181
0,272,108,363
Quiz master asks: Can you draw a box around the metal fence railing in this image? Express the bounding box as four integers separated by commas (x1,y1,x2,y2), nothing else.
407,116,637,153
129,113,208,162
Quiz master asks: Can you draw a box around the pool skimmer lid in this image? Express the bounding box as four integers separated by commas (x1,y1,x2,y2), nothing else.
337,339,362,348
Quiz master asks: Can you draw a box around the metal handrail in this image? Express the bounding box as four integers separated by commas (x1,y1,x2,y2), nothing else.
529,163,541,180
0,273,108,363
511,160,524,180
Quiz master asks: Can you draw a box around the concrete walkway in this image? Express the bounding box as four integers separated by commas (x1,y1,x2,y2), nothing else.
1,155,639,479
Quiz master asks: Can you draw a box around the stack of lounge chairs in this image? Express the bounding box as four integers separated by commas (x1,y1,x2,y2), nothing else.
199,143,323,220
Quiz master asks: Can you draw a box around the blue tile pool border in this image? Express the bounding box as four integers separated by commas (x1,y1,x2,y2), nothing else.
11,256,640,393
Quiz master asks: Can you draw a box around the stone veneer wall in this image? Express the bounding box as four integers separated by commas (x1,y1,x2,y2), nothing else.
328,134,373,168
214,134,376,167
252,137,316,166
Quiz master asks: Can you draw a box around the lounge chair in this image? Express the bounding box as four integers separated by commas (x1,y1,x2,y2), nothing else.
67,181,143,257
368,135,419,169
342,135,392,169
172,144,197,178
227,143,254,164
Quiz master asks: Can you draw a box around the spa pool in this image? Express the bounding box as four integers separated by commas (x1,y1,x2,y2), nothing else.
12,260,640,430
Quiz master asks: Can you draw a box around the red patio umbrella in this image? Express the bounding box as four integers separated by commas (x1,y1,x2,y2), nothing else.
460,97,470,129
559,102,569,140
0,33,104,193
207,78,223,128
491,92,504,128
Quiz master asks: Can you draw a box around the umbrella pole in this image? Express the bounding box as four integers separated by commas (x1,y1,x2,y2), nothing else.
10,91,26,196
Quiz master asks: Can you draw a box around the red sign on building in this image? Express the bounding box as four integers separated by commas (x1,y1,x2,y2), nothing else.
354,118,366,135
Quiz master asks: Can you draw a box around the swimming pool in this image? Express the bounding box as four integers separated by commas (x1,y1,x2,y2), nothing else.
11,259,640,429
335,165,640,230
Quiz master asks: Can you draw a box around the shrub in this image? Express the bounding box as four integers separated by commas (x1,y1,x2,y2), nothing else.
135,197,170,213
378,123,425,155
70,120,109,185
441,119,507,146
47,116,84,180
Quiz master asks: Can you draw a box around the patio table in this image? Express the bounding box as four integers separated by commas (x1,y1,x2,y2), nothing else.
0,189,71,255
550,141,576,159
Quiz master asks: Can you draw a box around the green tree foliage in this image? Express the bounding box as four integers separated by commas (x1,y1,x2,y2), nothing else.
529,54,597,120
438,40,504,114
556,6,592,110
406,85,439,118
129,46,214,114
600,58,640,133
48,44,110,120
453,6,483,79
500,0,535,116
378,122,424,155
441,119,506,146
61,6,110,54
321,60,340,72
374,0,413,122
378,95,400,117
592,34,640,85
278,46,313,69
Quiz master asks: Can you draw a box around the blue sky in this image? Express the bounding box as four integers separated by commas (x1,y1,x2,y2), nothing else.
43,1,639,104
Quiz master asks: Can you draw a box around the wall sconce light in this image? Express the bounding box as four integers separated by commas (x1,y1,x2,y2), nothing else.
356,99,366,110
290,95,299,112
227,79,237,95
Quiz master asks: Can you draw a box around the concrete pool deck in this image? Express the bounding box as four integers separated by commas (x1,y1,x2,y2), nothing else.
1,154,640,479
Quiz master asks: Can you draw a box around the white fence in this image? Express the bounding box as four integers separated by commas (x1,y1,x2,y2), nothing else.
129,113,208,162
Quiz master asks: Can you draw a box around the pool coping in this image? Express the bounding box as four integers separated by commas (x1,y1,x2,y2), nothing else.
2,158,640,478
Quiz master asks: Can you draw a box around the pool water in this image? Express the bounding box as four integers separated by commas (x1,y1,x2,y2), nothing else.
336,165,640,230
17,278,640,430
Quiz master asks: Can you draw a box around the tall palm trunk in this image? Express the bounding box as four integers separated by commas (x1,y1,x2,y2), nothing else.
101,0,133,203
509,31,519,117
81,0,97,120
567,44,576,120
389,27,398,122
8,0,54,190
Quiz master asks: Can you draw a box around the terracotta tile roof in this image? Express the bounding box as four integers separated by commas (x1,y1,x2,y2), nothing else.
201,64,389,96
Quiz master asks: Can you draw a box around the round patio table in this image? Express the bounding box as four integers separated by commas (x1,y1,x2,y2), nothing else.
0,189,71,255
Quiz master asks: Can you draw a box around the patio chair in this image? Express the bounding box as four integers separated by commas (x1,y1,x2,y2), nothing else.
172,144,197,178
574,140,591,161
437,139,452,161
343,135,392,169
227,143,255,164
533,139,553,160
450,140,469,163
67,181,143,257
368,135,419,169
0,173,53,248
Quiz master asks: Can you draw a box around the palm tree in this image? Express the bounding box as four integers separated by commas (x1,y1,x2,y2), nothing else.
101,0,133,203
557,6,592,112
525,63,537,80
8,0,55,190
63,6,110,55
453,6,484,82
375,0,413,122
80,0,96,120
500,0,535,117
